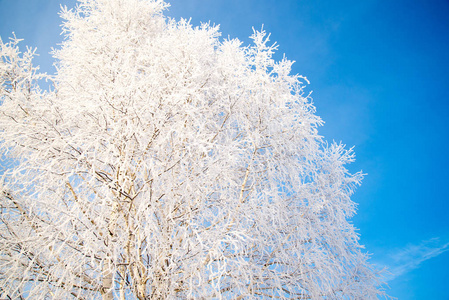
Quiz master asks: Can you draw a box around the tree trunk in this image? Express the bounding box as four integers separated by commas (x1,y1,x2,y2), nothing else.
102,259,114,300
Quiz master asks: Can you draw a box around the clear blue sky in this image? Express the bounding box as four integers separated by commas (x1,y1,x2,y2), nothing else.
1,0,448,298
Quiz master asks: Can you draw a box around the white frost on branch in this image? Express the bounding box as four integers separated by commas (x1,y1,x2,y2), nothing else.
0,0,386,299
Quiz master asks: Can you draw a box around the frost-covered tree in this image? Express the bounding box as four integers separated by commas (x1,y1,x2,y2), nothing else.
0,0,384,299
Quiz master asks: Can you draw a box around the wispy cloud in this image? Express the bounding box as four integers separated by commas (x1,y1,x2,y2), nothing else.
382,237,449,281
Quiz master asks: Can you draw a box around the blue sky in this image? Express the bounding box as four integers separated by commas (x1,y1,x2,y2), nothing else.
1,0,448,298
